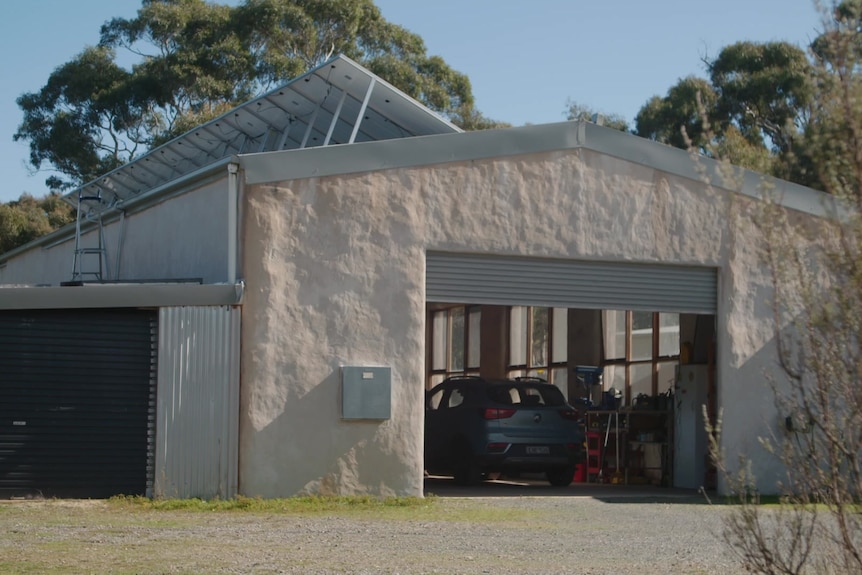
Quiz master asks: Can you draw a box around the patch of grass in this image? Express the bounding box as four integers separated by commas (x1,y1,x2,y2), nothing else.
108,493,437,514
710,493,862,513
705,494,784,506
0,561,46,575
103,493,541,526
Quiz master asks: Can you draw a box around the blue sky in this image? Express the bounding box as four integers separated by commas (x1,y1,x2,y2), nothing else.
0,0,822,203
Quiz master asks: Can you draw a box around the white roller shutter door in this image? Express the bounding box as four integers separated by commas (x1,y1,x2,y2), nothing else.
426,252,717,314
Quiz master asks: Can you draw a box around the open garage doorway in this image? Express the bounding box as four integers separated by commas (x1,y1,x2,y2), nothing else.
423,252,717,492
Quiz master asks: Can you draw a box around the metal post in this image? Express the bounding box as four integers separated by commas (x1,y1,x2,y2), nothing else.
349,78,376,144
323,90,348,146
300,105,321,149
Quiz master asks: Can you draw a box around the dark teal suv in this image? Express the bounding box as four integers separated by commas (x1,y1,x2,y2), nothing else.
424,376,585,486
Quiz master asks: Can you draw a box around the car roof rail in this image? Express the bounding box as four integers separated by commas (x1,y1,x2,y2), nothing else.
443,375,484,383
513,376,549,383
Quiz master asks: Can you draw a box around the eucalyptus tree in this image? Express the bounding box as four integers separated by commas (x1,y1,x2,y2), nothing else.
688,4,862,573
633,41,813,184
0,193,74,255
709,41,813,154
634,76,719,151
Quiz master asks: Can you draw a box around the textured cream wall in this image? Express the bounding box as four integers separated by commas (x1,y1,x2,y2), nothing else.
239,146,793,497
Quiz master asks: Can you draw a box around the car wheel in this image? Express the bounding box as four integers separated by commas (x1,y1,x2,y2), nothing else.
452,443,481,486
546,466,575,487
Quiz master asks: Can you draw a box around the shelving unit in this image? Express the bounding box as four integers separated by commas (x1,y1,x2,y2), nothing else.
584,408,673,485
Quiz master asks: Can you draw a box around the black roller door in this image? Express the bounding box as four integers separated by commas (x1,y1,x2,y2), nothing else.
0,308,157,498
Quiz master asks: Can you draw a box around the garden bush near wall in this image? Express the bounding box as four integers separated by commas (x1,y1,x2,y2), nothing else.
704,2,862,574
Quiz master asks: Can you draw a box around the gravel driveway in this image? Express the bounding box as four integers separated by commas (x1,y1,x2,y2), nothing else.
421,479,742,575
1,479,746,575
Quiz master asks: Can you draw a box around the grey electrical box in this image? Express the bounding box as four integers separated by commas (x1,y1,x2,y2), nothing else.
341,366,391,420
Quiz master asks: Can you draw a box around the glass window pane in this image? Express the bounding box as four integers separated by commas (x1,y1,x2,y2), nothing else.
657,361,677,396
603,364,626,393
509,306,527,366
530,307,549,367
603,310,626,360
602,365,626,407
507,368,526,380
428,388,444,410
659,313,680,357
572,367,596,401
551,367,568,400
428,373,446,390
449,308,465,371
527,367,548,380
448,388,465,408
632,311,653,330
551,308,567,363
432,311,447,371
467,307,481,369
630,363,653,403
631,311,653,361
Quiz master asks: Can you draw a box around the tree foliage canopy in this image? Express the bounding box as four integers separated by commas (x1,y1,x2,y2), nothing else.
14,0,501,194
711,5,862,574
633,39,822,187
635,76,719,151
0,194,74,255
709,41,813,152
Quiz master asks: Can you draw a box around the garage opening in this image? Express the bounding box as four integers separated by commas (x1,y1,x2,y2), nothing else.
0,308,157,498
424,252,717,490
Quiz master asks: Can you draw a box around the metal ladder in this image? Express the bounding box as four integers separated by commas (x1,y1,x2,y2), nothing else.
71,190,108,282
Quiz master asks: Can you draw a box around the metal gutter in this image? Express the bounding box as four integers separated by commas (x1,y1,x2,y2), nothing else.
0,281,244,310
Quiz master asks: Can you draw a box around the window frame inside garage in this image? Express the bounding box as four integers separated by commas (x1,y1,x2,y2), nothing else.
506,306,569,385
602,310,681,403
427,304,684,405
428,305,481,386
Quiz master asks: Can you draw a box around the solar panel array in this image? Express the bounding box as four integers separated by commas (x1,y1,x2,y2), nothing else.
62,54,461,215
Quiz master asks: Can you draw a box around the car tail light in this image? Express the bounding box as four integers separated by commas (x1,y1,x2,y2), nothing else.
487,442,509,453
558,409,579,421
483,407,516,420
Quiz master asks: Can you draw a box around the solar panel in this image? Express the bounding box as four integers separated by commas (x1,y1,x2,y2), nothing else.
62,54,462,216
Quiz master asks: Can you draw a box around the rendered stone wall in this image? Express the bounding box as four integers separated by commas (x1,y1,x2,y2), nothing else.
239,146,793,497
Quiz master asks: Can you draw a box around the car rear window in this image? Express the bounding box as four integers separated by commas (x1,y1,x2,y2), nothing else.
486,383,566,407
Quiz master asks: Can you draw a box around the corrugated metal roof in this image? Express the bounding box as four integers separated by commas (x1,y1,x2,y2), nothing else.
62,54,461,216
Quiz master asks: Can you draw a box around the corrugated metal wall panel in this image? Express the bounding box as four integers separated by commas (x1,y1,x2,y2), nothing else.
155,306,240,499
426,252,717,314
0,308,157,499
